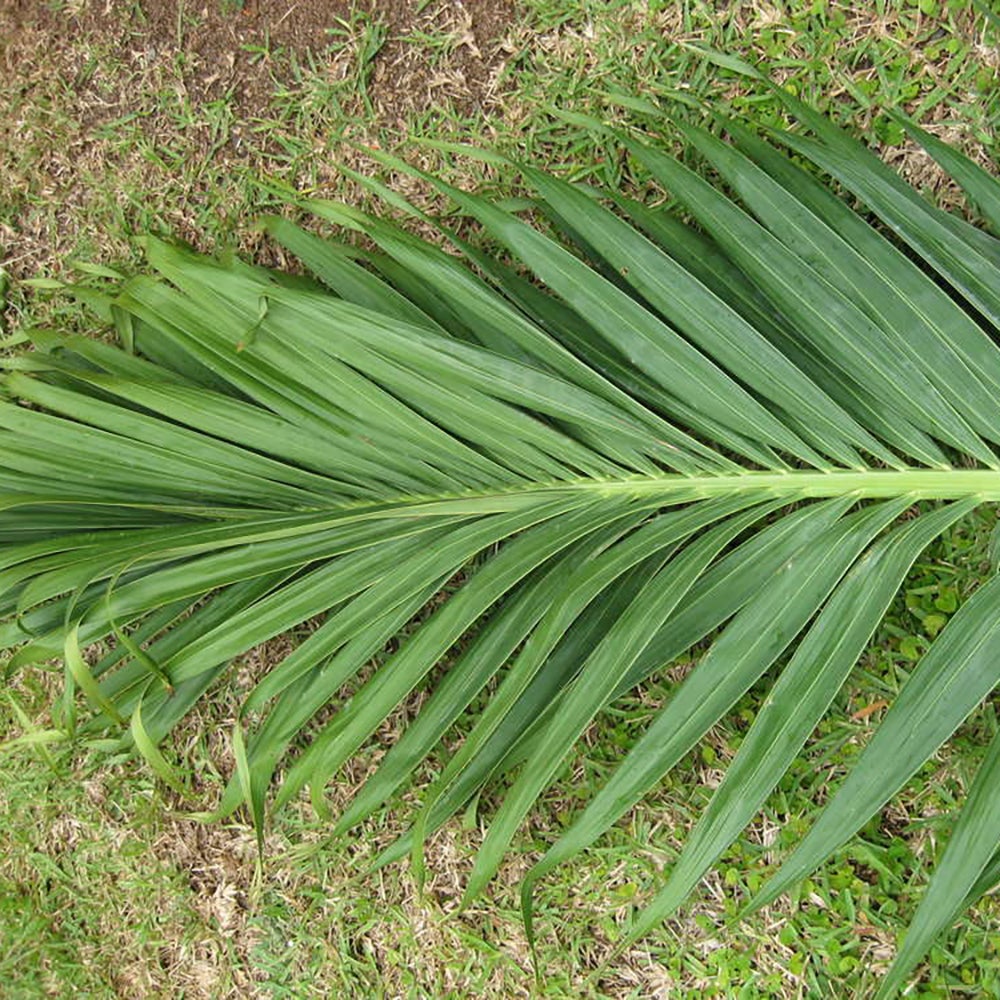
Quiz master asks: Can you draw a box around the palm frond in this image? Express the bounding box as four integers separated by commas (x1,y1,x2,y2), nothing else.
4,96,1000,994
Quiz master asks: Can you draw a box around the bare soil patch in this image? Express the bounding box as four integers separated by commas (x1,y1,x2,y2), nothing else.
1,0,515,118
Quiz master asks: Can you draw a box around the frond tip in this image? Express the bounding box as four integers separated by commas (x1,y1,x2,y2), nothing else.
4,95,1000,994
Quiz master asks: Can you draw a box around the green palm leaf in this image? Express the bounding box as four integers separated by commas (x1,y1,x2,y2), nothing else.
4,99,1000,995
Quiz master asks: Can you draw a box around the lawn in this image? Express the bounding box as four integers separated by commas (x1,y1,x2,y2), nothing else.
2,1,1000,997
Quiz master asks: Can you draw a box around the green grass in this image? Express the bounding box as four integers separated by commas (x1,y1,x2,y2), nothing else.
2,0,1000,996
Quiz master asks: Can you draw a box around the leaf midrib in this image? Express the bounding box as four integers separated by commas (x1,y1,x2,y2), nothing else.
386,469,1000,511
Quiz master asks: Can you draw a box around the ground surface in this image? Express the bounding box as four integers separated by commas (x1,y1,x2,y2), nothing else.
2,1,1000,998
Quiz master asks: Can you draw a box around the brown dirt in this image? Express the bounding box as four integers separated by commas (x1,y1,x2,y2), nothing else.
1,0,515,117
